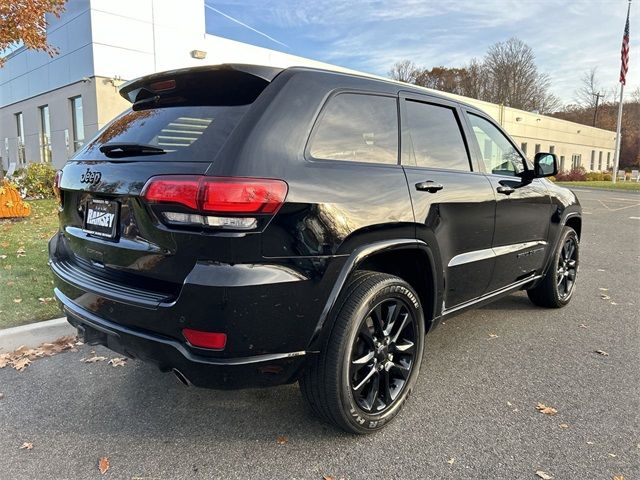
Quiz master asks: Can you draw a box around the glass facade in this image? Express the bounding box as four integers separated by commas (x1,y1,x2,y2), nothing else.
71,96,85,151
15,112,25,164
40,105,52,162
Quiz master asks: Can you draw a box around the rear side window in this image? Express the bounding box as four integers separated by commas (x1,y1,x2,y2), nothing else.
403,100,470,171
309,93,398,165
77,105,250,162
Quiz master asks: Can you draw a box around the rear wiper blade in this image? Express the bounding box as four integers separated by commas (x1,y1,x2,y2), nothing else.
99,142,166,157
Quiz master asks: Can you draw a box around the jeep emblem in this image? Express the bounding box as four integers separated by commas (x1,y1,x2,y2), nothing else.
80,168,102,185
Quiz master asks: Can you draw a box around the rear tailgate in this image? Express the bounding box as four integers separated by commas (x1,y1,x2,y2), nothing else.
52,65,281,297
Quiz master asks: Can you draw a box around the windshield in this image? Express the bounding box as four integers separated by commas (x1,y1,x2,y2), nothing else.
75,105,251,162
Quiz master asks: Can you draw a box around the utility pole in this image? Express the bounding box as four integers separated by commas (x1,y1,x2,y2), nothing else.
592,92,604,126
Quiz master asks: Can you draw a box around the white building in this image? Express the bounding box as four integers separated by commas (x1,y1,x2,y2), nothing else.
0,0,616,170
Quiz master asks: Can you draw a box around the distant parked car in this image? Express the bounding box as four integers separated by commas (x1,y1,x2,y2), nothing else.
49,64,582,433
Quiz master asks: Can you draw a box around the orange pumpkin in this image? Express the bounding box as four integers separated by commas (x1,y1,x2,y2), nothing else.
0,180,31,218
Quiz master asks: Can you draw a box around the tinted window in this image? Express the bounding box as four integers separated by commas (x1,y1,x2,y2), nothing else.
467,113,525,176
309,93,398,165
77,105,250,162
403,100,470,171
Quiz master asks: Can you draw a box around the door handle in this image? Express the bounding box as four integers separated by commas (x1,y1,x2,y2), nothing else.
415,181,444,193
497,185,515,195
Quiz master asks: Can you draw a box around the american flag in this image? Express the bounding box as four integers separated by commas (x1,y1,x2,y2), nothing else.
620,2,630,85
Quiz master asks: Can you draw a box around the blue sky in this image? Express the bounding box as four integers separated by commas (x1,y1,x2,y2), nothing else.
204,0,639,105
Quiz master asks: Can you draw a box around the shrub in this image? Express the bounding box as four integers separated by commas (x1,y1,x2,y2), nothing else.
586,171,605,181
555,166,587,182
10,163,57,199
603,173,612,181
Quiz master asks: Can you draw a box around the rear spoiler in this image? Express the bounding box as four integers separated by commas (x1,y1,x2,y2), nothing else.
119,64,284,107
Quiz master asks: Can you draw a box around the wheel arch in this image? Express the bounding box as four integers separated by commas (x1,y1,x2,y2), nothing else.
564,215,582,240
308,239,439,351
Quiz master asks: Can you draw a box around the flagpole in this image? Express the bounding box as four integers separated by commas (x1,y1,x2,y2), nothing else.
612,0,631,184
612,84,624,183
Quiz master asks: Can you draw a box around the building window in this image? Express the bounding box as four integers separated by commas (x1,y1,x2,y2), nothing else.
70,96,85,152
572,154,582,169
39,105,52,163
549,145,555,154
598,151,603,171
521,143,527,155
590,150,595,171
535,144,541,154
15,112,25,164
607,152,611,169
560,156,565,171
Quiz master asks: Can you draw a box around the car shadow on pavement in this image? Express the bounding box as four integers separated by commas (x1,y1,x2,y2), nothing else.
65,350,350,441
477,292,541,311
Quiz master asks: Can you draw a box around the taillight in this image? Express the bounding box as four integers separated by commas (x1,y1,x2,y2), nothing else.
53,170,63,205
182,328,227,350
141,176,288,230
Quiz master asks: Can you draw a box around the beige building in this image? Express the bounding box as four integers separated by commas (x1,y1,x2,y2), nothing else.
0,0,616,172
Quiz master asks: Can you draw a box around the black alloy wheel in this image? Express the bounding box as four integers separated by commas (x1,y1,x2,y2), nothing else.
556,235,578,299
349,298,417,413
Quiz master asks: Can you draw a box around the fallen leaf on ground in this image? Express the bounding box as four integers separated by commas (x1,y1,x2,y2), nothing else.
488,333,499,338
37,297,54,304
600,294,611,300
587,441,594,445
98,457,109,474
13,358,31,371
108,357,126,367
608,453,617,457
599,287,609,291
0,255,6,259
276,435,287,445
559,423,569,429
20,442,33,450
83,356,107,363
536,471,553,480
613,476,625,480
323,476,335,480
506,401,512,406
0,336,78,371
595,350,609,356
579,324,588,328
13,298,22,303
447,458,455,465
536,403,558,415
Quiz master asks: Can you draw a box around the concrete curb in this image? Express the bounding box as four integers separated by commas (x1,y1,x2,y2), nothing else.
0,317,74,353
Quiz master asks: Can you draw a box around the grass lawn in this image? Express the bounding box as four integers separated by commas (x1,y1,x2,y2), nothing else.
0,199,61,329
554,181,640,191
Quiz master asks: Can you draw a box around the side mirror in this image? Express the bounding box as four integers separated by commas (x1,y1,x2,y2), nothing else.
533,152,557,178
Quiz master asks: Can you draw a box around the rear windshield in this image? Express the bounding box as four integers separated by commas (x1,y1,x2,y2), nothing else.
75,105,250,162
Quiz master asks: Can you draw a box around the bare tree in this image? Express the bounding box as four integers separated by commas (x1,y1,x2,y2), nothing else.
575,67,603,108
387,38,561,113
388,60,419,83
482,37,558,112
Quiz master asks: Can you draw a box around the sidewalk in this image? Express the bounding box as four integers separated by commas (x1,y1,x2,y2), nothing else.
0,317,74,352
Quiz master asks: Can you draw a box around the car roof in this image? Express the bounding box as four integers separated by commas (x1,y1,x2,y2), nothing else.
120,63,484,114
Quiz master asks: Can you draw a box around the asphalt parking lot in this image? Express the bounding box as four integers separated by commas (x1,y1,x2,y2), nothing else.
1,187,638,479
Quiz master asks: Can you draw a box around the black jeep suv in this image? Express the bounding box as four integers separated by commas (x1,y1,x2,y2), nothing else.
49,64,581,433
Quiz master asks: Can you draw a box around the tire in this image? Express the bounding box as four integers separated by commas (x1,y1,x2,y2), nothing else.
527,226,579,308
300,270,425,434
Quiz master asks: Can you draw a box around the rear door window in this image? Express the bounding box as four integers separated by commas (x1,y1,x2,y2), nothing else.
402,100,471,171
309,93,398,165
77,105,250,162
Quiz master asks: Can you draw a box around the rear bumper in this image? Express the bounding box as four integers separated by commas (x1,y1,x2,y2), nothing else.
56,288,308,389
